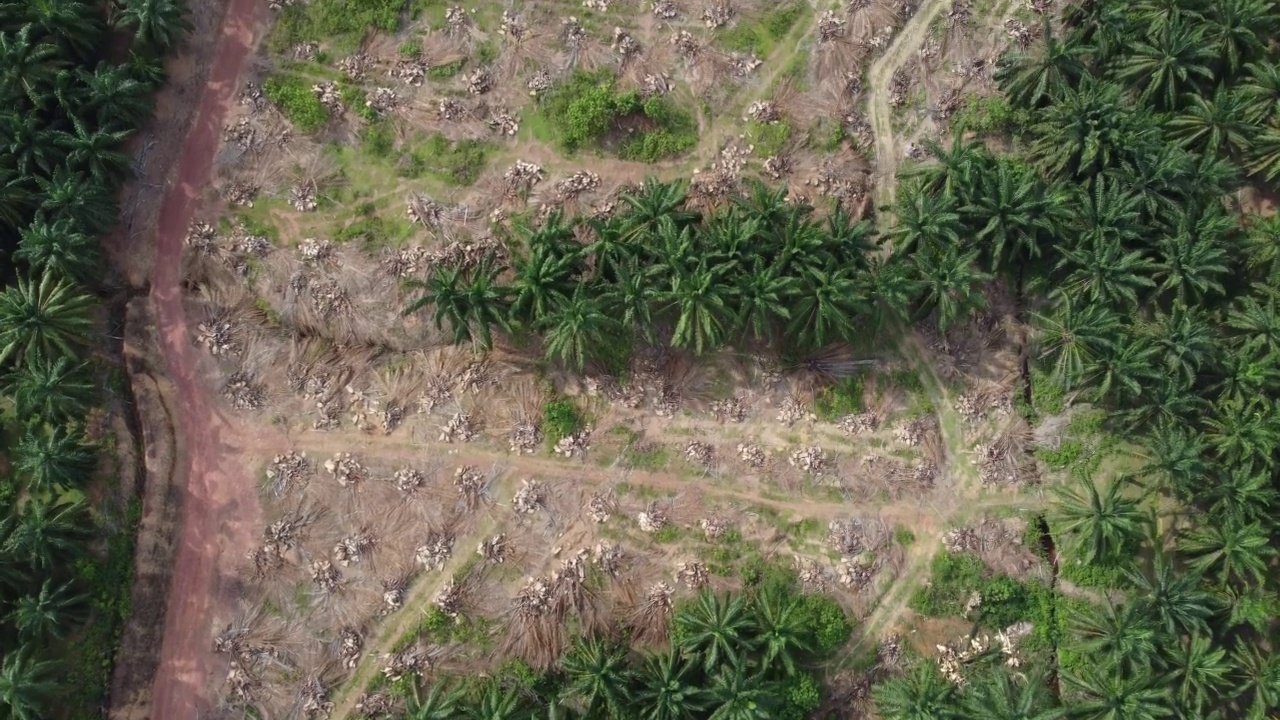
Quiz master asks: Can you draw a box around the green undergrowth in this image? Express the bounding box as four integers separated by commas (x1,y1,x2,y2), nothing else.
397,133,493,186
537,70,696,161
815,372,867,421
950,94,1033,138
541,397,584,449
718,2,808,57
262,73,329,132
269,0,408,52
746,120,792,157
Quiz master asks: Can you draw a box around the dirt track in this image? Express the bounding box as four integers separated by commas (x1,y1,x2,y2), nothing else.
143,0,269,716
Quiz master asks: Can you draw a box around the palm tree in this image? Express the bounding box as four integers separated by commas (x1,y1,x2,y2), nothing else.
0,645,58,720
915,134,988,200
1052,475,1145,565
1142,305,1216,385
1069,602,1160,677
0,111,64,178
1140,420,1209,500
1203,398,1280,473
752,585,813,677
404,256,512,350
3,354,95,422
823,205,877,265
1166,86,1256,157
508,243,579,328
1085,333,1159,403
1113,20,1214,110
1124,550,1216,638
708,666,776,720
56,118,132,183
1150,210,1231,305
0,272,95,366
1062,667,1174,720
1056,235,1156,311
960,669,1064,720
635,651,710,720
541,286,619,372
1230,642,1280,719
886,182,962,254
77,61,154,129
1219,583,1279,634
788,265,865,348
1032,297,1119,391
1032,78,1159,178
1226,284,1280,354
407,682,465,720
995,16,1087,108
664,258,733,355
3,499,91,570
9,578,88,642
603,258,658,343
1238,60,1280,123
35,168,120,236
113,0,192,52
619,178,700,242
562,637,633,719
1205,0,1275,76
1109,143,1193,222
959,158,1056,273
734,261,795,343
1181,519,1274,586
674,592,755,674
13,424,96,494
585,218,635,283
0,26,61,106
1164,634,1229,717
15,218,103,284
859,256,917,336
911,243,992,333
873,663,959,720
467,683,532,720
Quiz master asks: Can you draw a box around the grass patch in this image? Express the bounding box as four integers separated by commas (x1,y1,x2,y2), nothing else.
542,398,583,448
332,211,415,249
893,525,916,546
428,59,466,80
746,120,792,157
360,120,396,158
269,0,408,51
623,443,670,471
814,373,866,421
262,74,329,132
475,40,499,65
951,94,1031,137
397,133,493,186
719,3,807,56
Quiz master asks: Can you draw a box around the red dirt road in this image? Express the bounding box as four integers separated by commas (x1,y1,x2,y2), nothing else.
148,0,267,716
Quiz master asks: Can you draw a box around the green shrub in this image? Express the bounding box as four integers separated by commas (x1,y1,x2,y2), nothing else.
361,121,395,157
746,120,792,157
1036,439,1083,470
262,74,329,132
795,594,852,652
719,3,805,55
763,4,805,38
397,134,492,185
893,525,916,546
270,0,408,50
542,398,583,446
539,71,694,160
1060,560,1127,590
781,673,822,720
428,59,465,79
476,40,499,65
815,373,866,420
398,40,422,57
909,551,986,617
951,94,1032,137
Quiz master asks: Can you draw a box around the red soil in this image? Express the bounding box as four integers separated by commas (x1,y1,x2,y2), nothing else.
147,0,267,715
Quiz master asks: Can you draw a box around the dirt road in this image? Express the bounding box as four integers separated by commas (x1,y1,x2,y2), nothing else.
146,0,268,716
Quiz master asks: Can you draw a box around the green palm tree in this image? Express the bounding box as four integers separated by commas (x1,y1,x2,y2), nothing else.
1032,297,1119,391
35,167,120,236
735,180,801,237
541,286,619,372
9,578,88,642
0,272,95,366
1056,235,1156,310
995,16,1087,108
4,498,91,570
664,258,733,355
1226,284,1280,352
911,243,992,333
1052,475,1145,565
1230,642,1280,719
407,681,465,720
1203,398,1280,473
1142,305,1216,385
619,178,700,242
1140,420,1208,500
674,592,756,674
1205,0,1274,76
1086,333,1159,403
752,585,813,677
1,111,63,178
404,256,512,350
708,666,776,720
735,261,795,343
960,669,1064,720
508,243,580,328
635,651,710,720
1182,519,1274,586
1166,86,1256,157
15,218,103,284
1108,143,1192,222
859,256,917,336
1113,20,1214,110
0,26,61,105
1063,667,1174,720
56,118,132,182
13,424,96,493
823,205,877,265
959,157,1056,273
887,182,962,254
1219,583,1280,634
77,61,154,129
0,645,58,720
1150,210,1231,304
1213,341,1280,406
1069,602,1160,676
5,0,103,57
1164,634,1229,717
1124,550,1216,638
873,663,959,720
603,258,658,343
789,265,865,348
585,218,635,283
3,354,95,422
1238,60,1280,122
1032,78,1158,178
113,0,192,52
562,636,633,719
916,134,989,200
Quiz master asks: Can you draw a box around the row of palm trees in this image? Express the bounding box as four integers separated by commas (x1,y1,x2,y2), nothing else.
385,587,848,720
0,1,190,719
873,0,1280,717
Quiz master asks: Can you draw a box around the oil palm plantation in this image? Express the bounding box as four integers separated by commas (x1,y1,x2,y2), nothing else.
1052,475,1146,565
0,645,59,720
1063,666,1175,720
3,354,95,422
563,637,633,719
112,0,191,52
3,499,90,570
1113,19,1214,110
960,669,1064,720
9,578,87,642
541,286,619,372
996,17,1088,108
674,592,756,674
14,217,102,284
12,424,96,493
910,242,992,333
635,651,710,720
404,257,512,350
1181,519,1275,586
873,663,959,720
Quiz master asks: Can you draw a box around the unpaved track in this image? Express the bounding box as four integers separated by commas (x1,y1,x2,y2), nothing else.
147,0,269,716
867,0,953,209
